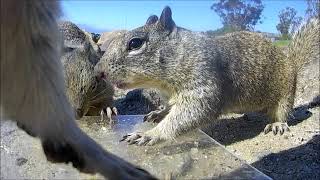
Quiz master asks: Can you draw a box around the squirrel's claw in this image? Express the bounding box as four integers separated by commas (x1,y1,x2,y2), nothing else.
121,131,161,146
143,106,168,123
264,122,290,135
100,107,118,125
112,107,118,116
106,107,113,122
143,110,163,123
120,132,142,144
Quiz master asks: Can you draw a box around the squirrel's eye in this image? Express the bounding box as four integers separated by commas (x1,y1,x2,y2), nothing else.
128,38,144,50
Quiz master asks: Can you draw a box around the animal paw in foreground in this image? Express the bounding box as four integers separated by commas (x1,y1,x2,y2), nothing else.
120,131,162,146
101,107,118,124
264,122,290,135
42,139,156,179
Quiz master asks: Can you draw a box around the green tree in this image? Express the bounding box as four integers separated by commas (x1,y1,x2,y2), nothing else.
276,7,302,40
211,0,264,31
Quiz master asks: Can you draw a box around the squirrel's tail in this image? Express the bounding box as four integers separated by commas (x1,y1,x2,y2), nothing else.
287,18,320,71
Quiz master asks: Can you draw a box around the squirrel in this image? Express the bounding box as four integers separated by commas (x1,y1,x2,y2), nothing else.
1,0,154,179
98,30,128,55
58,21,117,122
95,6,319,146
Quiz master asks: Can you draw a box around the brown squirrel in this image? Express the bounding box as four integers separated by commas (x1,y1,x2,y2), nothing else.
95,6,319,146
1,0,154,179
58,21,117,122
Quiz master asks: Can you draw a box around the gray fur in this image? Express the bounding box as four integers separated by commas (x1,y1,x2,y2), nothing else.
58,21,114,119
95,6,319,145
0,0,154,179
98,30,128,54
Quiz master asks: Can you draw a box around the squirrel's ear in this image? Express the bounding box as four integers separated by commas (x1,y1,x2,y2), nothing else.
146,15,158,25
159,6,175,32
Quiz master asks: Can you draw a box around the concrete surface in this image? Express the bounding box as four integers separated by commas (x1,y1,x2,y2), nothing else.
1,115,271,179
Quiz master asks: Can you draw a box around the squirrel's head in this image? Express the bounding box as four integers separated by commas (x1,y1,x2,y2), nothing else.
59,21,112,119
95,6,180,93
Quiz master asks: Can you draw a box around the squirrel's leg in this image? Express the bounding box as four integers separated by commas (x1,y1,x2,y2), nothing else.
101,107,118,125
143,105,170,123
264,76,296,135
122,90,221,146
264,96,293,135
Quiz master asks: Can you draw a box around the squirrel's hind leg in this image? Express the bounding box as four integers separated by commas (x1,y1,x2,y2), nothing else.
263,96,294,135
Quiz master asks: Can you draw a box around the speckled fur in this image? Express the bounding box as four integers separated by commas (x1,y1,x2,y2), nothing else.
95,6,319,145
0,0,154,179
58,21,114,119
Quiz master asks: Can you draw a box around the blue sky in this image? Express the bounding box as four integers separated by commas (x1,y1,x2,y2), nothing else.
61,0,308,34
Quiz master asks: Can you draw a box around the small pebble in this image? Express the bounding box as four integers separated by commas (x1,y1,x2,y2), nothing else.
101,127,107,131
16,157,28,166
194,141,199,147
190,148,198,154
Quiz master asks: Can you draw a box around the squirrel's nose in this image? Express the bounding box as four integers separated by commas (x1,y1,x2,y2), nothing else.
100,72,106,79
94,62,110,80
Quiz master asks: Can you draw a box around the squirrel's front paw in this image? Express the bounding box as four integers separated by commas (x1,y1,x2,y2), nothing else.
120,130,162,146
100,107,118,125
264,122,290,135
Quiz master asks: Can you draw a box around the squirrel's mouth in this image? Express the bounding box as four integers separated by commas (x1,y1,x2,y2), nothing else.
97,71,129,89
